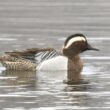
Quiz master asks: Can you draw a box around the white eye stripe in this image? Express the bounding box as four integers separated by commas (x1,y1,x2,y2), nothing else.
64,36,86,49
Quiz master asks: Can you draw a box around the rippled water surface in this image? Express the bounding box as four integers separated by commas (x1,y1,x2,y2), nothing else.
0,0,110,110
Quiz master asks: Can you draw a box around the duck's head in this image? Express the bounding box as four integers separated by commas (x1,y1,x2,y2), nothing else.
63,33,99,57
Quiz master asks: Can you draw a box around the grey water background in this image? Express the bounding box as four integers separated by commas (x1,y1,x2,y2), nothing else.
0,0,110,110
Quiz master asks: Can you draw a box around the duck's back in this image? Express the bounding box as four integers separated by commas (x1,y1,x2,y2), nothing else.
2,48,66,71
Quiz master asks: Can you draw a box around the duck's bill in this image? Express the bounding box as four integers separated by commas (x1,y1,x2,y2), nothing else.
87,44,99,51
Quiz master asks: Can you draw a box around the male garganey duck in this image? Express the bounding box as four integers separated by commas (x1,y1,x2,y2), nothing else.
0,33,99,82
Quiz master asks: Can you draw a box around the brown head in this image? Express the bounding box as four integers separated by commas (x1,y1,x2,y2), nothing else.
63,33,99,58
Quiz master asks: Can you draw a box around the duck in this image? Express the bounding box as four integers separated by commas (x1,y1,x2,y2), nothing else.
0,33,99,83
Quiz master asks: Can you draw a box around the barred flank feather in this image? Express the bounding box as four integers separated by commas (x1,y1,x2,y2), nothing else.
0,56,37,71
2,61,36,70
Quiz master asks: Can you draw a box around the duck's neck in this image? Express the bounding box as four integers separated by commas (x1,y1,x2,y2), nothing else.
67,55,83,83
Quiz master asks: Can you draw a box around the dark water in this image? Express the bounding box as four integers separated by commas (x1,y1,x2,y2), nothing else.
0,0,110,110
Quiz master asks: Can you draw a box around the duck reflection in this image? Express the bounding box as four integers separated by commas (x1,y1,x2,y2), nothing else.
62,82,92,107
1,70,37,87
64,82,91,91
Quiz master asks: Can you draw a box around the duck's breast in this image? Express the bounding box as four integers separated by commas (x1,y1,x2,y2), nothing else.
37,56,67,71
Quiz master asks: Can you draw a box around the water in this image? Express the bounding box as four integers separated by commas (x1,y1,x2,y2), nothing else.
0,0,110,110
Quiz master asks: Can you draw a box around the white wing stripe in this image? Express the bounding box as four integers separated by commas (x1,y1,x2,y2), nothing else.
35,50,60,63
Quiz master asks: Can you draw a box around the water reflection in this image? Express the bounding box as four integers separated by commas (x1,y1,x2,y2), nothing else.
0,70,37,87
0,63,109,109
64,83,91,92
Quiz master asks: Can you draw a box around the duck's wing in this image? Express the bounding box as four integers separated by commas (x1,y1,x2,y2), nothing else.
5,48,62,64
34,48,61,63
